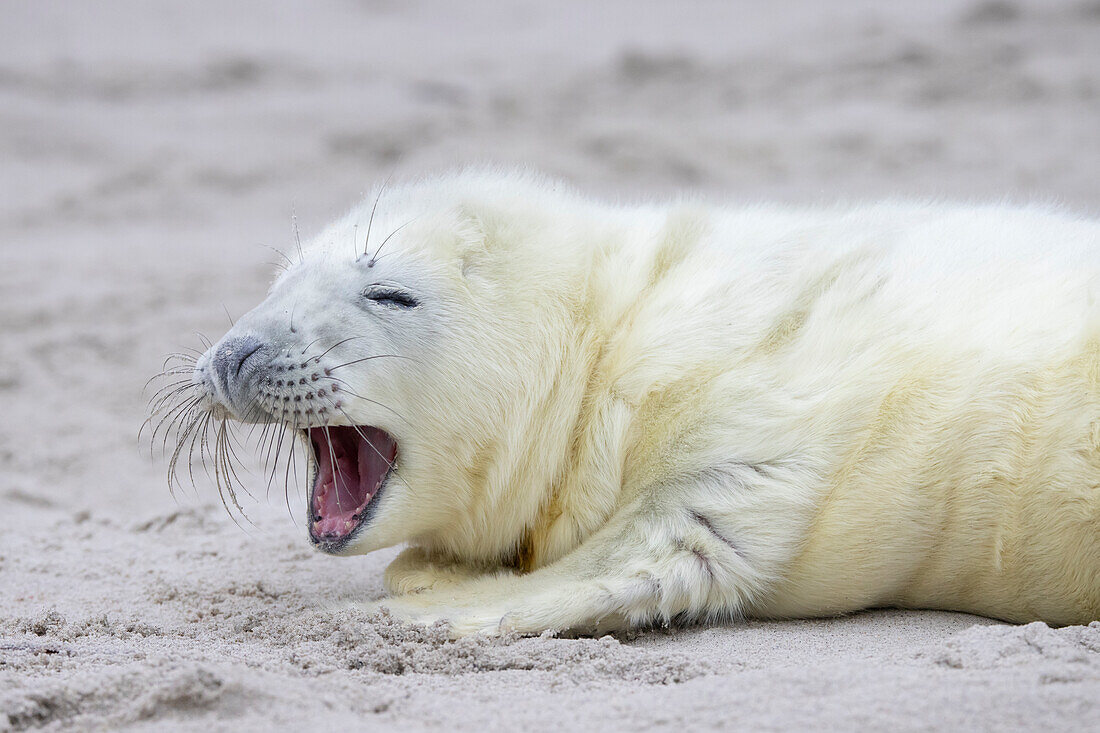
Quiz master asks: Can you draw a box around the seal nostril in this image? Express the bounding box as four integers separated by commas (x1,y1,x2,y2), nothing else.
235,344,262,377
212,335,268,407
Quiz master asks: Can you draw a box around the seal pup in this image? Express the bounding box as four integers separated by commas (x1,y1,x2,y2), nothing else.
164,169,1100,635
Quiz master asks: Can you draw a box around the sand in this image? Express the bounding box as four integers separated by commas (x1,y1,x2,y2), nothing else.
2,0,1099,730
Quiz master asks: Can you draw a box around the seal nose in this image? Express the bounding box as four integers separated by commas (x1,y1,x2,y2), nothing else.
212,335,266,407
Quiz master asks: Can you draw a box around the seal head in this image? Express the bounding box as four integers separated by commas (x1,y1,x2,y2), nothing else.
185,172,585,560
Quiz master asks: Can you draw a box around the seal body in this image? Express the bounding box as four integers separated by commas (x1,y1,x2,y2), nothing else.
192,171,1100,633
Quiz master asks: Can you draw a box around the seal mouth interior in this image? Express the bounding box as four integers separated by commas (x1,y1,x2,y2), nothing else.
308,425,397,545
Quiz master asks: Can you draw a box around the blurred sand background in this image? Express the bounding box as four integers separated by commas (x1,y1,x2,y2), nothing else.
2,0,1100,730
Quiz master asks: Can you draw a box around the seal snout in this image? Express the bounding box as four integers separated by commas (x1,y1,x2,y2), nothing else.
210,335,269,415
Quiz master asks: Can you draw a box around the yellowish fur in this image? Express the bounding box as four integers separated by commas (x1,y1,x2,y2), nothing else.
199,170,1100,634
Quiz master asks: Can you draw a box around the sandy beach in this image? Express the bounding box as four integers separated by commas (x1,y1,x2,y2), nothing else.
2,0,1099,729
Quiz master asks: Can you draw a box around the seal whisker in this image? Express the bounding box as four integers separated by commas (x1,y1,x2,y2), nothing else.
144,371,193,399
198,415,220,494
326,353,417,371
324,377,412,427
155,357,196,372
239,400,276,442
144,374,192,397
170,410,205,498
146,381,197,415
220,417,255,496
211,421,231,516
149,394,203,454
140,390,188,447
224,423,258,490
144,402,195,450
259,418,282,477
217,419,256,528
293,423,315,517
185,413,213,494
244,414,267,443
180,412,213,495
158,356,197,368
156,357,196,376
292,212,304,263
160,351,198,370
167,412,199,492
259,420,280,500
195,414,213,478
265,420,290,500
159,397,204,458
168,408,209,495
300,335,326,355
367,218,415,267
333,408,391,467
283,426,300,521
310,336,367,361
321,424,346,513
250,419,275,480
150,368,194,387
257,242,294,270
326,401,409,487
146,390,197,426
151,366,195,378
212,421,251,530
361,172,394,259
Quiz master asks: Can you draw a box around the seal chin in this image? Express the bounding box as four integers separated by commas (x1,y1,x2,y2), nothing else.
307,425,397,553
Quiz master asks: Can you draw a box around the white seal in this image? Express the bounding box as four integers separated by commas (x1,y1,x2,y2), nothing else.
170,169,1100,635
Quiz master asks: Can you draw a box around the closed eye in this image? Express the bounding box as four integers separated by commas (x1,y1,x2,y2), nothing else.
361,285,419,309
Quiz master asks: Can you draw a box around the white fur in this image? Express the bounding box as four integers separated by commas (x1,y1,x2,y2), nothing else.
204,169,1100,634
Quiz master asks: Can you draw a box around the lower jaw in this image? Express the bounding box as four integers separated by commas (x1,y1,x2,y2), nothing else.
306,469,389,554
309,532,359,555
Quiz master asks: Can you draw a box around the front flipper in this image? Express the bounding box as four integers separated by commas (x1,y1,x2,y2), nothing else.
382,545,495,596
373,492,770,637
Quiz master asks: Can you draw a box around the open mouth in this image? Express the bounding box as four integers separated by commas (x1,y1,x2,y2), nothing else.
308,425,397,548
